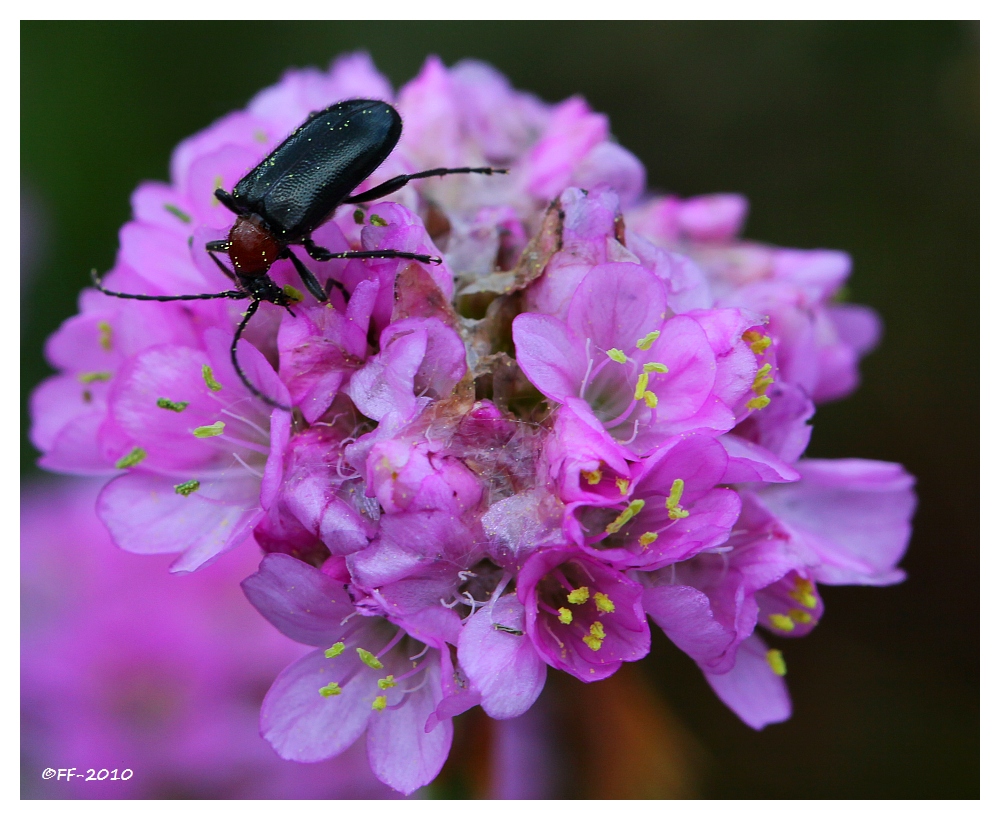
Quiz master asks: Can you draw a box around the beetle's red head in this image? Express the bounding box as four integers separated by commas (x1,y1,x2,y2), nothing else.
228,213,281,277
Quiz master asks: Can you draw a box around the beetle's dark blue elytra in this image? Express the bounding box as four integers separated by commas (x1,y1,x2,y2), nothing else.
92,99,506,410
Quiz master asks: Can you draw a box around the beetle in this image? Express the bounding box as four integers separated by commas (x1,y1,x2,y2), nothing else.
92,98,505,410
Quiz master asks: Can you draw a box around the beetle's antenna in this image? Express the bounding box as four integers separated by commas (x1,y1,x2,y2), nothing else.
230,300,292,412
90,269,245,302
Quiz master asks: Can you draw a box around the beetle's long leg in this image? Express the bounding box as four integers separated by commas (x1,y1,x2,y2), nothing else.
90,269,245,302
281,248,329,303
343,167,508,204
230,299,292,412
207,249,239,284
301,243,442,266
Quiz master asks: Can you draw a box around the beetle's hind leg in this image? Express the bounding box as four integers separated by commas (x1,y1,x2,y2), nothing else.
90,269,246,302
343,166,508,205
302,239,442,267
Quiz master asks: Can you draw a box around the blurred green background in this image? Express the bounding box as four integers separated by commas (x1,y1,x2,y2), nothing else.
21,21,978,798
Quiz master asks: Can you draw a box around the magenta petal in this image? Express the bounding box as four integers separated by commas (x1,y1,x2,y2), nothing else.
458,594,547,719
643,584,739,673
242,554,356,646
512,313,586,403
566,263,667,354
704,633,791,730
367,660,453,795
261,646,380,763
720,434,801,484
96,471,261,572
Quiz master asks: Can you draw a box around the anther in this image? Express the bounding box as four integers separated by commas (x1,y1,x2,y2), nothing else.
742,330,773,355
156,398,189,412
746,395,771,410
616,477,630,495
643,391,658,408
115,447,147,469
789,577,818,609
282,284,304,303
583,621,606,651
202,365,223,392
97,320,113,351
324,641,345,658
634,372,650,400
606,499,646,534
78,371,112,384
642,362,668,373
639,531,658,547
370,214,389,227
636,330,660,350
193,421,226,438
607,348,627,364
665,479,689,520
319,682,343,697
372,695,388,711
357,648,384,670
766,649,787,676
567,587,590,605
377,675,397,690
768,613,795,632
558,607,573,625
594,592,616,613
174,479,200,497
582,468,603,485
752,364,774,396
789,609,813,624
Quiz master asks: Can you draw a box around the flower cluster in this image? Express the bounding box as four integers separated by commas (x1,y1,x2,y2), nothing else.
30,53,916,795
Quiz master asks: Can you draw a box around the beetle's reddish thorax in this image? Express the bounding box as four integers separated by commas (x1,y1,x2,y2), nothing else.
228,214,281,277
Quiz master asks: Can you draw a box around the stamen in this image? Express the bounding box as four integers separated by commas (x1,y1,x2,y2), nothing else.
202,364,223,392
582,622,606,651
357,648,384,670
156,397,189,412
115,448,147,469
370,214,389,227
639,531,658,547
377,675,397,690
567,586,590,605
789,609,813,624
607,348,627,364
97,321,113,351
634,372,649,400
766,649,787,676
746,395,771,410
193,421,226,438
643,391,658,408
78,371,112,383
636,330,660,350
665,479,690,520
372,695,388,711
642,362,669,373
606,499,645,534
616,477,630,495
318,682,342,697
582,468,603,485
789,577,818,609
324,642,346,658
742,330,773,355
752,363,774,395
174,480,200,496
768,613,795,632
282,284,304,303
558,607,573,625
594,592,616,613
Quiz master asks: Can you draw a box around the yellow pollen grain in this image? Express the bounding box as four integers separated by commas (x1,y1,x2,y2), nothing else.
372,695,387,711
97,321,113,351
582,468,603,485
567,586,590,605
639,531,659,547
766,649,787,676
643,390,659,408
616,477,630,495
643,362,669,374
607,348,627,364
357,648,384,670
594,592,616,613
746,395,771,411
606,499,645,534
558,607,573,625
634,372,650,400
318,682,342,697
768,613,796,632
324,641,345,658
636,330,660,350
